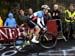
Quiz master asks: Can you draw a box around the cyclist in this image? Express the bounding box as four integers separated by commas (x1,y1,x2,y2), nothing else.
28,5,50,43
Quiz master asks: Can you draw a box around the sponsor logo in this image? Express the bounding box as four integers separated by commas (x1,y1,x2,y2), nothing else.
0,27,22,41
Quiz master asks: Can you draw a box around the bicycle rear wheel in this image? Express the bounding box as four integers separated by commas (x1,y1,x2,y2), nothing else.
14,36,28,52
39,32,57,49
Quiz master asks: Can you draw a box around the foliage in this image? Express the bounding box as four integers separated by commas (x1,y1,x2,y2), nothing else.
0,0,75,21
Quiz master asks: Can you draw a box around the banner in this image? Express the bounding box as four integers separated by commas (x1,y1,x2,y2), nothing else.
0,27,22,42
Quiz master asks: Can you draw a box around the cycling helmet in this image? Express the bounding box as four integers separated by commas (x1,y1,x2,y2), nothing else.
41,5,50,10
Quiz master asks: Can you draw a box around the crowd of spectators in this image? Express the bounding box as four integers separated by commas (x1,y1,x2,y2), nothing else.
0,3,75,37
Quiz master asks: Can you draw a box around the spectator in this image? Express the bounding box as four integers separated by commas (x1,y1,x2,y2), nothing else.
64,4,75,38
27,8,33,20
28,8,33,15
4,12,17,28
50,4,62,19
50,4,63,32
0,16,3,27
17,9,27,26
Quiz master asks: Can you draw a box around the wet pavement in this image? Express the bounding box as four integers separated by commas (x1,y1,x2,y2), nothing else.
0,38,75,56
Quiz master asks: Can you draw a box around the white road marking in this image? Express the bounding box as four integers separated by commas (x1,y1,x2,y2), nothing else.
62,50,67,56
1,50,17,56
0,46,6,51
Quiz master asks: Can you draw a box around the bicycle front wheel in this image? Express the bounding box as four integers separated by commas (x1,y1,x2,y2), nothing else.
39,32,57,49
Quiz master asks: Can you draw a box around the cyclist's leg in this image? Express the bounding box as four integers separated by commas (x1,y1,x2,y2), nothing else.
28,21,40,43
30,29,34,33
31,25,40,43
27,28,34,38
34,26,40,38
28,21,35,35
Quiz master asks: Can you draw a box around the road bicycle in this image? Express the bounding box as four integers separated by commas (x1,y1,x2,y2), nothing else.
14,25,57,52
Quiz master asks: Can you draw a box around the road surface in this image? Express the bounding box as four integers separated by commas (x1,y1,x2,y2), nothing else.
0,38,75,56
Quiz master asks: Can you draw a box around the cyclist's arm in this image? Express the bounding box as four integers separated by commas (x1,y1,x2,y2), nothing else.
33,12,44,28
37,17,44,28
41,17,45,26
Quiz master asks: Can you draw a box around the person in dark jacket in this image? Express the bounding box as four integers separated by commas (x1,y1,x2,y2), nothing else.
50,4,63,32
26,8,33,22
17,9,27,26
50,4,62,19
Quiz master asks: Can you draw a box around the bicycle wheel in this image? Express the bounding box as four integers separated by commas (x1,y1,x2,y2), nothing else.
39,32,57,49
14,36,27,52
